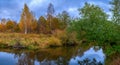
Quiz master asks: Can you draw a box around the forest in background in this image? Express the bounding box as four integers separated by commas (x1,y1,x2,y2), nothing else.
0,3,71,34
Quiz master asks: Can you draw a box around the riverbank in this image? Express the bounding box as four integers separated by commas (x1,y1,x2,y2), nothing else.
0,31,79,50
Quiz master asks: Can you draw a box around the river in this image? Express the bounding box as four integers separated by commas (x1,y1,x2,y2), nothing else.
0,46,105,65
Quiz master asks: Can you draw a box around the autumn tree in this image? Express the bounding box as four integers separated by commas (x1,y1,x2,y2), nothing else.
0,18,7,32
47,3,55,32
19,4,36,34
29,13,38,33
31,18,37,33
110,0,120,24
51,17,61,30
6,20,16,32
14,24,20,32
0,24,3,32
0,23,5,32
37,16,48,33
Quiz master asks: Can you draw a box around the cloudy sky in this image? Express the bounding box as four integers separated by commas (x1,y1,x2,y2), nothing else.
0,0,112,22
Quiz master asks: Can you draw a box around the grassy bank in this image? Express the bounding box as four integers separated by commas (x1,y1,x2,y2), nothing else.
0,30,79,50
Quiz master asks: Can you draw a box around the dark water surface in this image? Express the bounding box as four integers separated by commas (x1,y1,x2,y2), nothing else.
0,46,105,65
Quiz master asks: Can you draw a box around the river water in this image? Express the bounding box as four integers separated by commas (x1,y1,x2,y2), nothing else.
0,46,105,65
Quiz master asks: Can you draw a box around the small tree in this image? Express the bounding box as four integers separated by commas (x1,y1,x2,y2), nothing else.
57,11,70,29
110,0,120,24
38,16,48,33
0,18,7,32
6,20,16,32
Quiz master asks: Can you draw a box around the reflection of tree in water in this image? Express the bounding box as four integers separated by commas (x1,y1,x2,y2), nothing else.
10,46,103,65
37,57,69,65
35,47,89,65
36,47,76,65
93,46,101,52
56,57,69,65
12,47,77,65
16,52,35,65
78,58,103,65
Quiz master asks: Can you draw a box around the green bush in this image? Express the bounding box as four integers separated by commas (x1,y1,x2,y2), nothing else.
67,19,120,45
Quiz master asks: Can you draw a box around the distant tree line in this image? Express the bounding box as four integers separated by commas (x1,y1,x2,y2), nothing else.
0,3,70,34
0,0,119,40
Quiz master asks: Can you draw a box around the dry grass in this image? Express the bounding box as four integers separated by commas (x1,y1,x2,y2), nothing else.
0,31,78,49
0,33,63,49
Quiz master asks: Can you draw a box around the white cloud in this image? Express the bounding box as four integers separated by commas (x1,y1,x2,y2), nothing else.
28,0,48,10
88,1,111,10
2,10,10,15
106,12,112,20
68,7,79,17
0,10,10,18
68,7,77,12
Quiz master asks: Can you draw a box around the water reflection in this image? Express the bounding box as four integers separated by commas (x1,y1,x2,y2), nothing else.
0,46,105,65
69,47,105,65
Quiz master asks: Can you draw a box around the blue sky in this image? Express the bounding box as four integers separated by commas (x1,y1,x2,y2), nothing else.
0,0,112,22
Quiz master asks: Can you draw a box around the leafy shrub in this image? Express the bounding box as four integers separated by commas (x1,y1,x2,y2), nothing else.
67,19,120,45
